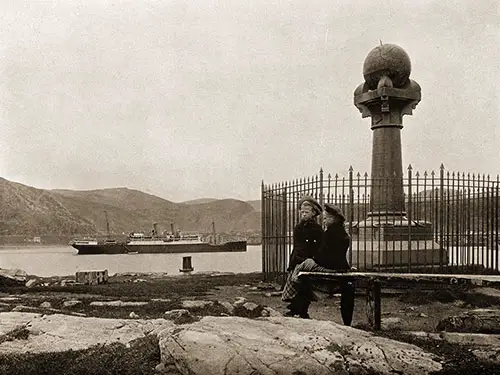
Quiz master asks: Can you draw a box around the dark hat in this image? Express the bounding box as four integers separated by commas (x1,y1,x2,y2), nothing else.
298,195,322,215
324,203,345,221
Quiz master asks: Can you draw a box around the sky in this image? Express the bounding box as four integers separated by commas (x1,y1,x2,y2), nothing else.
1,0,499,202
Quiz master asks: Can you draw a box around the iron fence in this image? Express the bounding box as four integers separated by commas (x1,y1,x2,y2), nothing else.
262,165,500,284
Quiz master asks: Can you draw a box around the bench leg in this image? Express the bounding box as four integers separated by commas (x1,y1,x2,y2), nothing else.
373,282,381,330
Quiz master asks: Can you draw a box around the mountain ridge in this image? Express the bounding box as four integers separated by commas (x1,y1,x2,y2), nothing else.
0,177,261,238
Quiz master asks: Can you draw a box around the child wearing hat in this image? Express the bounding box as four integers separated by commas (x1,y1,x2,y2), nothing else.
287,195,323,272
282,195,323,317
282,203,355,323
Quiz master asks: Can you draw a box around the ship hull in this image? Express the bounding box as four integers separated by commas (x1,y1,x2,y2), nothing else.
72,241,247,255
72,243,126,255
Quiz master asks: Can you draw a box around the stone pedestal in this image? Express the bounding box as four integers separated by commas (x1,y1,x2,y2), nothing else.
352,44,447,270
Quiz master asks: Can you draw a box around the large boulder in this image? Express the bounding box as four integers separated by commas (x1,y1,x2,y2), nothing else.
0,312,169,353
157,316,442,375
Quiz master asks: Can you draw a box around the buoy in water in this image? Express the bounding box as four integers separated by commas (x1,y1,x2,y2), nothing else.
179,256,194,273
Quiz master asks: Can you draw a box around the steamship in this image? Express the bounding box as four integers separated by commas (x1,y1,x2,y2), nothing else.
70,222,247,255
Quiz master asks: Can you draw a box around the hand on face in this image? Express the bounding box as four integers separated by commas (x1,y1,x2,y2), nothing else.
323,211,340,227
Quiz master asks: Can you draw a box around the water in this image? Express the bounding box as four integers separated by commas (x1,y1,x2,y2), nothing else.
0,245,262,277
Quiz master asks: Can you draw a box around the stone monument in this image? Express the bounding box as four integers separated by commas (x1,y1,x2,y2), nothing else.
352,43,445,270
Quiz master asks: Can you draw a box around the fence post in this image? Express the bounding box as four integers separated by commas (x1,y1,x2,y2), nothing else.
439,164,445,268
261,181,266,280
319,168,324,225
348,166,354,266
407,165,413,272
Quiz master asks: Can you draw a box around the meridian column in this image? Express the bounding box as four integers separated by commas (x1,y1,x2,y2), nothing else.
354,43,421,222
351,43,445,270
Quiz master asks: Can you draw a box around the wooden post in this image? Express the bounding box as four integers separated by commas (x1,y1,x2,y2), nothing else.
180,256,194,273
365,281,381,330
373,281,381,330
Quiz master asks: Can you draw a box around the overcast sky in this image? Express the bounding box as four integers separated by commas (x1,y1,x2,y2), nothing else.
1,0,498,202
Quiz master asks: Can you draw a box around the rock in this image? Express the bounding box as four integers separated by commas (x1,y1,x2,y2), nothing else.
0,312,169,354
234,302,263,318
473,287,500,299
129,312,139,318
181,300,213,310
151,298,171,303
157,316,442,375
0,297,20,302
12,305,39,313
60,279,76,286
233,297,247,306
25,279,39,288
164,309,197,324
63,300,82,308
381,317,402,330
219,301,234,315
261,307,282,317
406,331,500,364
418,313,428,318
0,269,27,286
242,302,259,311
154,363,166,373
39,302,52,308
133,279,147,283
437,308,500,333
89,300,149,307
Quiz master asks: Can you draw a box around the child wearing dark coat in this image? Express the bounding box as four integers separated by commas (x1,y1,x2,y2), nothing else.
282,195,323,317
282,203,355,324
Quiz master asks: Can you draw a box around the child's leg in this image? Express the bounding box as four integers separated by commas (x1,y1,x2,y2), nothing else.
340,281,355,326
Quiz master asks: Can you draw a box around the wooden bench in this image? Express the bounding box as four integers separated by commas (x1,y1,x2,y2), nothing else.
298,271,500,330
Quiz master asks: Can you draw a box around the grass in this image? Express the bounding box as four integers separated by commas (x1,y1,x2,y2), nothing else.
0,335,164,375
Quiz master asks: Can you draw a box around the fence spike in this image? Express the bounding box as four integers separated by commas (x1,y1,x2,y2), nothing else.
431,170,435,177
415,171,420,178
423,170,428,177
349,165,353,172
364,172,369,178
408,164,413,171
356,172,361,178
328,173,331,179
440,163,445,170
335,173,339,179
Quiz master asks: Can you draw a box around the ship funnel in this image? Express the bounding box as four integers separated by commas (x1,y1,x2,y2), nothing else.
170,223,174,235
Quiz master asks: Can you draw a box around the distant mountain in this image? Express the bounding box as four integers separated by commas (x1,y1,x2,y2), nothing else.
246,200,261,212
181,198,218,205
0,178,261,237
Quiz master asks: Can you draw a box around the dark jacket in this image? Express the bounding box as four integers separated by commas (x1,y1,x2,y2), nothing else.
314,222,350,271
287,219,323,271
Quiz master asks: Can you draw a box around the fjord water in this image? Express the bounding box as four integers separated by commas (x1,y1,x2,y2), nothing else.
0,245,262,277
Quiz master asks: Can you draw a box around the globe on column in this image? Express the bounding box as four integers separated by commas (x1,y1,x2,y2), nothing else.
363,44,412,90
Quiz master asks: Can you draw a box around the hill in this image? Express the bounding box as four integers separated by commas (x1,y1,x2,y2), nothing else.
181,198,218,205
0,178,261,238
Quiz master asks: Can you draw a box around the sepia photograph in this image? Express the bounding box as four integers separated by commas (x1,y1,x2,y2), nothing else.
1,1,499,374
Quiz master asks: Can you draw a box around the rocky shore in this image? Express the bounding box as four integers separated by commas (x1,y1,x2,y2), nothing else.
0,270,499,374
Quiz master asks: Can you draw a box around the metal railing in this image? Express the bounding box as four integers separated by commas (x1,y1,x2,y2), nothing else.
262,165,500,284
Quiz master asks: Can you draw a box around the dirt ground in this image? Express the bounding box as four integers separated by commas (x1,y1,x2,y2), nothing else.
1,271,500,374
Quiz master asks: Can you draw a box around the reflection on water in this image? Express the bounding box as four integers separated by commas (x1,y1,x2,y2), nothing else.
0,245,262,277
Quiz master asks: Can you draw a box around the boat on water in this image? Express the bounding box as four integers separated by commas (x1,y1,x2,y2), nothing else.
70,222,247,255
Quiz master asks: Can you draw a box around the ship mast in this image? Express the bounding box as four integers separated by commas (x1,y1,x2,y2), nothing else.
212,219,217,245
104,210,110,239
